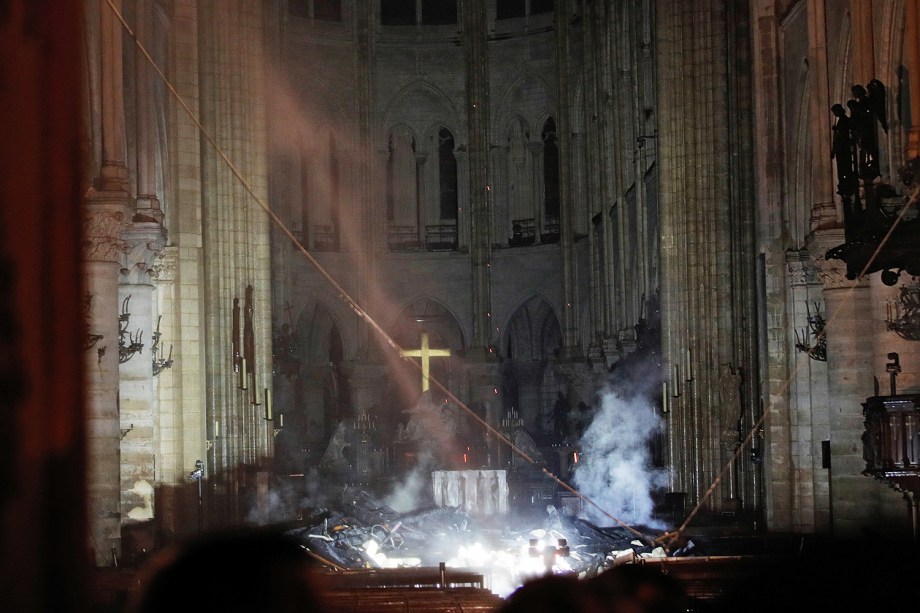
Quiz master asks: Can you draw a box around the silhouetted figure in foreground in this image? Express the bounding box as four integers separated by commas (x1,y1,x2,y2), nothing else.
586,564,689,613
501,565,689,613
126,527,329,613
713,537,920,613
501,574,604,613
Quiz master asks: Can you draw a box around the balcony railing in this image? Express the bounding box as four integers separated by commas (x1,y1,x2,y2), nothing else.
388,225,420,251
425,224,457,251
541,216,560,244
314,224,339,251
509,218,535,247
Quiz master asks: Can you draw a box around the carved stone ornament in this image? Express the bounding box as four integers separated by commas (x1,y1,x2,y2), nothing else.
152,246,178,283
120,226,168,284
786,251,820,287
815,254,868,290
83,209,128,261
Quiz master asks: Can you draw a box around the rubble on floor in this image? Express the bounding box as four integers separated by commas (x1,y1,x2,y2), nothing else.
284,488,682,598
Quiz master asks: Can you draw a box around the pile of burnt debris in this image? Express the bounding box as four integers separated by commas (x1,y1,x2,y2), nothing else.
283,487,719,592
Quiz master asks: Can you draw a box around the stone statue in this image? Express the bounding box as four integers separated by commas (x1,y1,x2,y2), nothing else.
867,79,888,133
831,103,858,196
719,363,743,431
848,84,881,179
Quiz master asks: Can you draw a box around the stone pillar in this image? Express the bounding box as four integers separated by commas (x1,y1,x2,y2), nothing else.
118,227,166,535
849,0,875,86
461,0,494,353
808,0,837,231
99,0,129,192
455,149,470,250
554,0,580,357
816,252,901,535
906,1,920,159
83,203,128,565
133,0,162,223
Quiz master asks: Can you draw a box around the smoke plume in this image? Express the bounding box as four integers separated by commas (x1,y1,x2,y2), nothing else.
572,389,667,528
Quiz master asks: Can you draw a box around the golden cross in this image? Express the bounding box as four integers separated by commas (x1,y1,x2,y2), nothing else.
400,332,451,392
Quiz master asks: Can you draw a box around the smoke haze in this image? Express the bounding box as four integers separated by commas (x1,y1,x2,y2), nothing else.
572,389,667,528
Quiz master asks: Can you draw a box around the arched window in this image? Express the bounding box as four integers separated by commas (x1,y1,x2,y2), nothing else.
506,118,534,246
381,0,415,25
386,126,419,250
382,0,457,25
424,127,458,251
438,128,457,221
422,0,457,24
496,0,526,20
541,117,560,242
301,132,341,251
289,0,342,21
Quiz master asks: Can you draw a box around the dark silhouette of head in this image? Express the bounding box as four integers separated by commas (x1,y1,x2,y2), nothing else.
126,527,329,613
586,564,689,613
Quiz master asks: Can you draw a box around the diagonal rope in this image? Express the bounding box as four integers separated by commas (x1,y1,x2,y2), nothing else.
104,1,656,546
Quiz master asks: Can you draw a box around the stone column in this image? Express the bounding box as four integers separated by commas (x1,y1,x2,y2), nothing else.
133,0,162,223
849,0,875,86
83,205,128,565
555,0,580,357
118,227,166,537
99,0,129,192
461,0,494,354
455,149,470,250
815,251,894,535
906,1,920,159
808,0,837,231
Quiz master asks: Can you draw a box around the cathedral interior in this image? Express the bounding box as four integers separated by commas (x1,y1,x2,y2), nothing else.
4,0,920,610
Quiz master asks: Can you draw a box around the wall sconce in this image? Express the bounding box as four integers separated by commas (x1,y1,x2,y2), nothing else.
84,293,104,350
885,284,920,341
118,295,144,363
794,301,827,361
120,423,134,439
151,315,173,376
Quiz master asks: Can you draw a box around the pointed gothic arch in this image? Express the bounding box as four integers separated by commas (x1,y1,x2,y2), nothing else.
500,296,562,439
419,124,459,250
293,302,352,443
502,115,535,245
386,123,420,250
540,116,560,242
299,127,342,251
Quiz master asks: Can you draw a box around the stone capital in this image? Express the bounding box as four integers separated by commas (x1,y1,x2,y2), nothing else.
120,224,168,285
83,200,129,263
152,246,178,283
814,253,868,291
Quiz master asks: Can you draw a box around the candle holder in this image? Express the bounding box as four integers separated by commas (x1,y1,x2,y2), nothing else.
794,301,827,361
118,295,144,364
886,284,920,341
151,315,173,376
